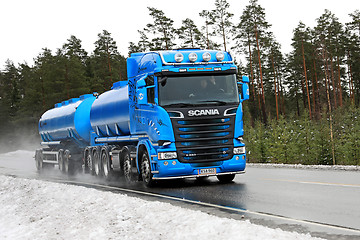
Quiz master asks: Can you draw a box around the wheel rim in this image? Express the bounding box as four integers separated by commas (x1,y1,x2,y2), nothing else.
59,153,64,172
123,154,131,182
36,152,42,170
64,155,69,172
86,154,93,172
141,154,151,183
94,152,100,176
102,152,109,177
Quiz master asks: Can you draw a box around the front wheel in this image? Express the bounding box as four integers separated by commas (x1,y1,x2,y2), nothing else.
217,174,235,183
141,152,155,187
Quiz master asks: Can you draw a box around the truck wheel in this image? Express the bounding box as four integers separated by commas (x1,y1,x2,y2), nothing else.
93,147,102,177
84,149,94,175
58,149,65,172
123,151,132,183
101,147,114,181
64,150,72,175
217,174,235,183
35,149,43,172
141,152,154,187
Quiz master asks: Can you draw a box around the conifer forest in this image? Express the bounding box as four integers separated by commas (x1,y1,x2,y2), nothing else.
1,0,359,165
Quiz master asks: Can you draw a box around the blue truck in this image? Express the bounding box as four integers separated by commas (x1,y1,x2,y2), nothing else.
35,49,249,186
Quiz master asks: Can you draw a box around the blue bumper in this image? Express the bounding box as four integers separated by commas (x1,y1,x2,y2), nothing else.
152,154,246,180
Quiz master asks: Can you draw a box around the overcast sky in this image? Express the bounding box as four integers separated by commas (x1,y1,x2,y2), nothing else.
0,0,358,69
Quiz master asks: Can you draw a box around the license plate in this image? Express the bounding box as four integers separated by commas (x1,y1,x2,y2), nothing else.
198,168,216,175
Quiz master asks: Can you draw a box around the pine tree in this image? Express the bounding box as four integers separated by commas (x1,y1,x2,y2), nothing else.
177,18,204,48
59,35,89,98
128,30,153,55
210,0,234,51
91,30,126,92
346,10,360,105
199,10,217,49
235,0,271,124
145,7,176,50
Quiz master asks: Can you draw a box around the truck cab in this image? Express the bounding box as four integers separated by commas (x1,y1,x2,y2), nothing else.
127,49,249,185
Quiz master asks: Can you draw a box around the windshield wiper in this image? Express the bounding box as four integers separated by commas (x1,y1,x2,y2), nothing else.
162,103,195,108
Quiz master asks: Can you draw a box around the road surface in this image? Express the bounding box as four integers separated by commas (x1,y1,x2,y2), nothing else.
0,150,359,239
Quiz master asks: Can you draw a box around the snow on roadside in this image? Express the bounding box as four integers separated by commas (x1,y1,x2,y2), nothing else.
0,175,323,240
248,163,360,171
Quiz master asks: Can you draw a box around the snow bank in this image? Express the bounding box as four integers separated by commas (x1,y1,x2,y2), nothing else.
248,163,360,171
0,175,322,240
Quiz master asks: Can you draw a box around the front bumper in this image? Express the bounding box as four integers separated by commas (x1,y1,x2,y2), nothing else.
151,154,246,180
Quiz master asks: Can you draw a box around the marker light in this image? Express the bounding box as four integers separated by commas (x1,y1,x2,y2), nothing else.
202,52,211,62
175,53,184,62
233,146,246,155
188,52,198,62
216,51,225,61
158,152,177,160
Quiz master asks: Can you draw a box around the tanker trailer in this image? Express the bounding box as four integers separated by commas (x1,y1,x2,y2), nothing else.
36,49,249,187
35,94,95,174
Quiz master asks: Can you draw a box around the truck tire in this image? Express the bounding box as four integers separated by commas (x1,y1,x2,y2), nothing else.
58,149,65,172
217,174,235,183
122,151,132,183
101,147,114,181
35,149,43,172
64,150,74,175
84,148,94,175
93,147,102,177
141,152,155,187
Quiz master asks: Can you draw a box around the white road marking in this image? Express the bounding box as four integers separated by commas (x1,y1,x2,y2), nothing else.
262,178,360,188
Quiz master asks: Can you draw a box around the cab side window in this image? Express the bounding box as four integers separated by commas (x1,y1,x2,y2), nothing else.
145,75,155,104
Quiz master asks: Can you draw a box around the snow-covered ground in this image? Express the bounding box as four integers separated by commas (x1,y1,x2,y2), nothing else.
0,151,323,240
248,163,360,171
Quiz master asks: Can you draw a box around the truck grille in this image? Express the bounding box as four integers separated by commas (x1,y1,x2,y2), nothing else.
171,117,235,163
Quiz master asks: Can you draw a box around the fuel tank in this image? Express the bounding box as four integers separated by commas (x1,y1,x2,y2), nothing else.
90,83,130,137
39,94,95,144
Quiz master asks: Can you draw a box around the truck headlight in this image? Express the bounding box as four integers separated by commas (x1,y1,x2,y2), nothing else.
233,146,245,155
158,152,177,160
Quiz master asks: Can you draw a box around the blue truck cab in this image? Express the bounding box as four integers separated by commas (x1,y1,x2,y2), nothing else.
36,49,249,186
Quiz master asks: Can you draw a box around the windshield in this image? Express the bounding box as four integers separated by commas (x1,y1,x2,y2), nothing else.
158,74,239,107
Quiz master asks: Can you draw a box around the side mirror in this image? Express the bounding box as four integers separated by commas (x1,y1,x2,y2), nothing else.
241,83,249,102
242,76,249,83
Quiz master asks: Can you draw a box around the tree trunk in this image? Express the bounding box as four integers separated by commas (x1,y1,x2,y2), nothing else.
336,55,343,107
248,36,256,103
347,50,355,105
271,54,279,120
322,45,336,165
65,63,70,99
329,55,337,109
254,25,267,124
301,40,312,119
106,42,113,89
313,57,320,117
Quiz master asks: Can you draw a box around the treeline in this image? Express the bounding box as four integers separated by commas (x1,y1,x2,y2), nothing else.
0,0,359,164
0,30,126,148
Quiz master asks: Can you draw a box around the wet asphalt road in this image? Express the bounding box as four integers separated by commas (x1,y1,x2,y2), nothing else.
1,152,359,239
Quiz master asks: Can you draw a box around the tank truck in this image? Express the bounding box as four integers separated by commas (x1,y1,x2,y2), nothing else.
35,49,249,186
